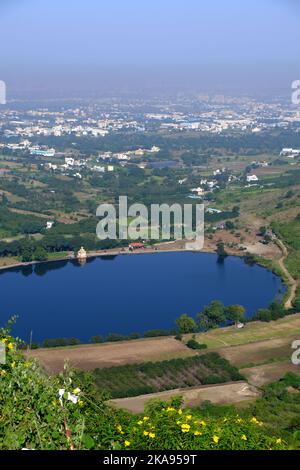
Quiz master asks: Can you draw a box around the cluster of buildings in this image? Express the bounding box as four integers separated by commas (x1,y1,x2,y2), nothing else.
280,148,300,158
144,96,300,135
0,105,147,140
1,94,299,145
43,156,115,179
98,146,160,163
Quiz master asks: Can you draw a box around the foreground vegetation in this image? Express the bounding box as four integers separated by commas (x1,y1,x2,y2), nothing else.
0,329,292,450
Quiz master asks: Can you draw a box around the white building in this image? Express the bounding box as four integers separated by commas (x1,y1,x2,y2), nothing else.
65,157,75,166
46,221,54,230
191,187,204,196
207,181,217,189
280,148,300,158
246,175,259,183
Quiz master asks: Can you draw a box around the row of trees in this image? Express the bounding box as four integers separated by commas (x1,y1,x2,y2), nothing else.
176,301,245,333
0,233,127,261
176,300,290,334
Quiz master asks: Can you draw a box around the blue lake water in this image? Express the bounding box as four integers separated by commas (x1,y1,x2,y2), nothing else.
0,252,285,343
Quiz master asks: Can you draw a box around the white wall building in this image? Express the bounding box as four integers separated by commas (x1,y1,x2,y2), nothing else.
246,175,259,183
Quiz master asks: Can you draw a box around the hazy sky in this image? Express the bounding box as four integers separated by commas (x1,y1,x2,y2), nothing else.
0,0,299,97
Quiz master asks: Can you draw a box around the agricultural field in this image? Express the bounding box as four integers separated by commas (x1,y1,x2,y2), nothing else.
25,336,192,373
88,353,243,399
192,314,300,348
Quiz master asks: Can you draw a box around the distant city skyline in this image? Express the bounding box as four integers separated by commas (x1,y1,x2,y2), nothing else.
0,0,299,97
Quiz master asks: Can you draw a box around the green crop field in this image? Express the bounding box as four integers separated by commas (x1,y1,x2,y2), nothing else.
89,353,243,398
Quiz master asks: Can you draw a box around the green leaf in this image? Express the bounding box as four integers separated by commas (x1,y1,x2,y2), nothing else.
82,433,95,450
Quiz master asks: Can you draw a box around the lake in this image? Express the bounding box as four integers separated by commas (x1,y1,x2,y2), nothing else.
0,252,285,343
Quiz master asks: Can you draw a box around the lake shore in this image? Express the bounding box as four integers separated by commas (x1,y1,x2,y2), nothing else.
0,240,218,272
0,235,280,273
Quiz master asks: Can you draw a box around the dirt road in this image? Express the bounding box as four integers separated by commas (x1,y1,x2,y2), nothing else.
109,382,260,414
276,239,298,309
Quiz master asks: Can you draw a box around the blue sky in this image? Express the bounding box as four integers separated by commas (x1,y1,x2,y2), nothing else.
0,0,299,66
0,0,299,95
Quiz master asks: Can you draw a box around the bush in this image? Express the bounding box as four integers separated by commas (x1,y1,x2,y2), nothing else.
281,372,300,389
143,329,170,338
106,333,127,342
186,339,208,350
43,337,81,348
128,332,141,340
90,335,104,344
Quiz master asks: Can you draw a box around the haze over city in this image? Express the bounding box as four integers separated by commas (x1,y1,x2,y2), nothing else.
0,0,299,97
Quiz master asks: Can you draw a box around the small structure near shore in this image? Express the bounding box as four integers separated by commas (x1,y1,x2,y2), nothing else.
129,242,144,251
77,246,87,260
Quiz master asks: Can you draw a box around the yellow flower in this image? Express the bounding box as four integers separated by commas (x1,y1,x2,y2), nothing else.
11,361,16,368
276,438,282,444
0,369,6,376
166,407,175,412
186,415,192,420
241,435,247,441
143,416,149,421
178,409,183,415
194,431,202,436
176,420,181,425
2,338,8,344
116,425,124,434
78,400,84,407
137,420,143,425
7,343,14,351
181,424,190,433
213,435,220,444
149,433,155,439
73,387,81,395
199,420,207,427
24,361,31,368
124,440,130,447
143,431,149,436
250,417,259,424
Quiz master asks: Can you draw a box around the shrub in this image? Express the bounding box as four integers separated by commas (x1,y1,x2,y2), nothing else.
90,335,104,344
143,329,170,338
281,372,300,389
186,339,208,350
106,333,127,342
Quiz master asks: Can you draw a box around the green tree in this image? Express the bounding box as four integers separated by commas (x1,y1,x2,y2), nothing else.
256,308,272,322
259,226,267,236
225,304,245,326
33,246,48,262
216,241,228,261
176,314,197,334
21,249,33,263
197,300,225,331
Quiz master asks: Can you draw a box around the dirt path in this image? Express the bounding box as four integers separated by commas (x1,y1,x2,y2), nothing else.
276,239,298,309
243,362,300,387
109,382,260,413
